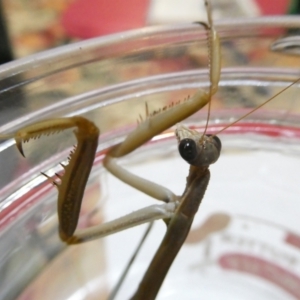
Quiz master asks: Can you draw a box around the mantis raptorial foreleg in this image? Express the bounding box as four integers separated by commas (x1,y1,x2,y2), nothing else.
7,89,214,245
1,0,220,247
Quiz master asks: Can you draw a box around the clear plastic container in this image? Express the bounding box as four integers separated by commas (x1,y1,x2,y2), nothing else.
1,16,300,300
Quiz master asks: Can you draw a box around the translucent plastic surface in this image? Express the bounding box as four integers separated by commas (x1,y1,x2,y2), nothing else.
0,17,300,300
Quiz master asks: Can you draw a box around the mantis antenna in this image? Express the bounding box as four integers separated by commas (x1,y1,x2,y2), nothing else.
213,77,300,137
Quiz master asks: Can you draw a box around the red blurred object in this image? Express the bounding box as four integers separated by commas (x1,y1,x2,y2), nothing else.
61,0,290,39
255,0,289,15
62,0,150,38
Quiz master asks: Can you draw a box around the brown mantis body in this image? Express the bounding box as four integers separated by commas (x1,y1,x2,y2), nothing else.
7,1,219,295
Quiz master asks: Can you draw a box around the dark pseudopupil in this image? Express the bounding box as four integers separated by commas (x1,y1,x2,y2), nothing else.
179,138,197,161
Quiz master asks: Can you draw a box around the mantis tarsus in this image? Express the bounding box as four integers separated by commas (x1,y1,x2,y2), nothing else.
2,1,300,299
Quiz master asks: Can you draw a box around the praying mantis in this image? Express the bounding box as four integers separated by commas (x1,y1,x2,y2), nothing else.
2,1,300,300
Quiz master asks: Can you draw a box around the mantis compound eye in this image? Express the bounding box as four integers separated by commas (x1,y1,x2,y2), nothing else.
207,134,222,154
178,138,198,163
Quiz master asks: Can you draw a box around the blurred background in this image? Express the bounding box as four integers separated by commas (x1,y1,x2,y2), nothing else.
1,2,300,300
0,0,297,62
